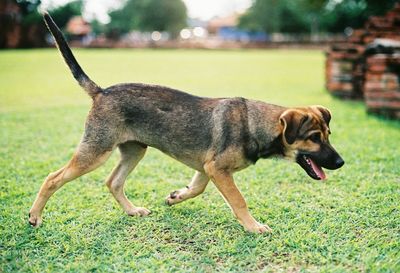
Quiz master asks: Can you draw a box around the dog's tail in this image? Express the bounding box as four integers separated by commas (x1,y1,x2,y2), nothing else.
43,12,101,99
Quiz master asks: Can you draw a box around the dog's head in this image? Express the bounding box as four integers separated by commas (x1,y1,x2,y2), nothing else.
279,106,344,180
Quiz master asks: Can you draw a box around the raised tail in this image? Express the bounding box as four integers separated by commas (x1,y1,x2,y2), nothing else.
43,12,101,98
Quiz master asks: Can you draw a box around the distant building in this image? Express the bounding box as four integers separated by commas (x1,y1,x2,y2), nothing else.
66,16,92,42
207,14,238,35
207,13,268,42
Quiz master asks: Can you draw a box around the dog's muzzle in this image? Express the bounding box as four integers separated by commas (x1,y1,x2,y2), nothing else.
296,144,344,180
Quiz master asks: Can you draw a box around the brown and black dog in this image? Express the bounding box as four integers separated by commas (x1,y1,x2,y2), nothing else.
29,13,344,233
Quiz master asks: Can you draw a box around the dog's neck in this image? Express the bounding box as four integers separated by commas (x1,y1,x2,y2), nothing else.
257,134,284,159
244,101,286,164
245,133,284,164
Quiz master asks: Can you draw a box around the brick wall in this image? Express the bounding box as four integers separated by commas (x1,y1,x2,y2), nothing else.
325,3,400,119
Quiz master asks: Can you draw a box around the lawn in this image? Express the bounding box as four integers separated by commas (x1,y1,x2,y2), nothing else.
0,49,399,272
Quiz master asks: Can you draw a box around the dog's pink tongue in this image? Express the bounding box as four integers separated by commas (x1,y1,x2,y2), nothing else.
309,159,327,180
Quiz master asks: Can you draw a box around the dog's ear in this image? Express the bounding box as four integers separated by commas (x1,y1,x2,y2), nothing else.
279,110,309,145
314,106,331,126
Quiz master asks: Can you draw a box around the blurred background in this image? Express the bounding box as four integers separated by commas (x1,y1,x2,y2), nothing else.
0,0,398,49
1,2,399,271
1,0,400,118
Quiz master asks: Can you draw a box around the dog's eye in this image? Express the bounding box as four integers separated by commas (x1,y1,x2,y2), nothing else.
309,132,321,143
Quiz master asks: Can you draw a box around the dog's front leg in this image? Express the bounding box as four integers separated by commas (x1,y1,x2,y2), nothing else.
205,163,272,234
165,171,209,206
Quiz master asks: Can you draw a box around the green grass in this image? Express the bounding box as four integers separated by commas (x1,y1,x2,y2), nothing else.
0,49,399,272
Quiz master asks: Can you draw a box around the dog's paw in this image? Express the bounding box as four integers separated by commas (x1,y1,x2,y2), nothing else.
28,213,42,228
127,207,151,217
245,222,272,234
165,190,183,206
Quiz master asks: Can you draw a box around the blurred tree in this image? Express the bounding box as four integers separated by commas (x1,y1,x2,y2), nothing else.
301,0,326,36
321,0,399,32
17,0,42,26
105,0,187,39
139,0,187,38
48,0,83,30
279,1,309,33
106,0,142,38
238,0,310,33
90,19,106,36
239,0,399,34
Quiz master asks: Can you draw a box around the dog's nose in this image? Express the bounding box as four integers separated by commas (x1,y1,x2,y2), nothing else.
335,157,344,168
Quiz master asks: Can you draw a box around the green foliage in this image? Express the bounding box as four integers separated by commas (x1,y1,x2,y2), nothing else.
90,19,106,36
48,0,83,30
16,0,42,26
16,0,41,14
105,0,187,38
239,0,310,33
321,0,399,32
239,0,399,33
106,0,143,38
138,0,187,38
0,49,399,272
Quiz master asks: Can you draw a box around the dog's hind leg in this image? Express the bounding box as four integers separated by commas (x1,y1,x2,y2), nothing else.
29,142,113,227
106,141,150,217
165,171,209,206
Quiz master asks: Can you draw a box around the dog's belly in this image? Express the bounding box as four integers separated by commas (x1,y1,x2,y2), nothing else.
126,127,211,171
154,145,207,171
117,94,216,171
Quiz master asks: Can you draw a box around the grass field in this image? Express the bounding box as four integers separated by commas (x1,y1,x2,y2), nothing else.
0,49,399,272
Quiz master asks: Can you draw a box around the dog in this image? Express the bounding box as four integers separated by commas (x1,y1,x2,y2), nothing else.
29,13,344,233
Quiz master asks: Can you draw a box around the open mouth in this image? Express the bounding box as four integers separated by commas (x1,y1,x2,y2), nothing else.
297,155,326,180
